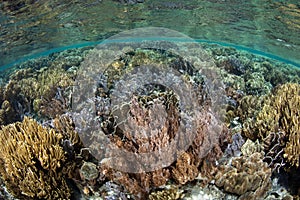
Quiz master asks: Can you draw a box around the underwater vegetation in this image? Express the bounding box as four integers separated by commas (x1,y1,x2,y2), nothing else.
0,44,299,199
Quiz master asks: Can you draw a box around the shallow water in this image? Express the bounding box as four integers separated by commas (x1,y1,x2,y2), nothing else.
0,0,299,68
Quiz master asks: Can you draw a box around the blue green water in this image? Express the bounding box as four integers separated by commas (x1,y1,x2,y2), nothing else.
0,0,299,68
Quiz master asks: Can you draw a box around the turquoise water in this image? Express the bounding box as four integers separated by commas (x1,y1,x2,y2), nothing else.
0,0,299,68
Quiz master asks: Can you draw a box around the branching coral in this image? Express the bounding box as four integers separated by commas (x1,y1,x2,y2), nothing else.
0,117,71,199
215,152,272,200
238,83,300,171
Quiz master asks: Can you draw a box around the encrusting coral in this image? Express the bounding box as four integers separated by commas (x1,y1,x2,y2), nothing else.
0,117,71,199
215,152,272,200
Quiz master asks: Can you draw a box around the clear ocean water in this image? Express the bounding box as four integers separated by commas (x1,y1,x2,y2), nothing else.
0,0,299,68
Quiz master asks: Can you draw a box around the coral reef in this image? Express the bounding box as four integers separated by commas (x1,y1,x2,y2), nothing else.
243,83,300,168
72,46,231,199
0,43,299,199
0,117,71,199
215,152,272,200
1,65,74,120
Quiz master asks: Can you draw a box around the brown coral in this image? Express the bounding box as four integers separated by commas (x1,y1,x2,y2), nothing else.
76,47,231,199
246,83,300,168
0,100,17,125
215,152,272,200
0,117,71,199
2,66,74,120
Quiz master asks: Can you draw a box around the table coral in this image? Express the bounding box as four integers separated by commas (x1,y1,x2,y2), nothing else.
0,117,71,199
215,152,272,200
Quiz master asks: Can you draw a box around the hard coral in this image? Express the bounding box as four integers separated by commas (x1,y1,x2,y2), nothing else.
2,66,74,120
0,117,71,199
215,152,272,200
0,100,17,125
249,83,300,168
149,187,183,200
82,46,231,199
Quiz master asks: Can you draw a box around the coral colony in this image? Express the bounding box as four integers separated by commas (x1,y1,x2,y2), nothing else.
0,43,299,199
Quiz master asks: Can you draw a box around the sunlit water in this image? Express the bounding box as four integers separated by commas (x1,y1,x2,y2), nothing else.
0,0,299,68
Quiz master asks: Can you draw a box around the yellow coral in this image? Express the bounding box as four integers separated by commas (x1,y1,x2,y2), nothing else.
0,117,71,199
149,187,183,200
3,66,74,119
241,83,300,168
256,83,300,168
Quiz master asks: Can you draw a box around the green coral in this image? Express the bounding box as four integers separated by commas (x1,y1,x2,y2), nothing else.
0,117,71,199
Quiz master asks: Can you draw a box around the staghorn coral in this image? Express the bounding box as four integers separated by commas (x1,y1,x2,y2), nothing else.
0,117,71,199
215,152,272,200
